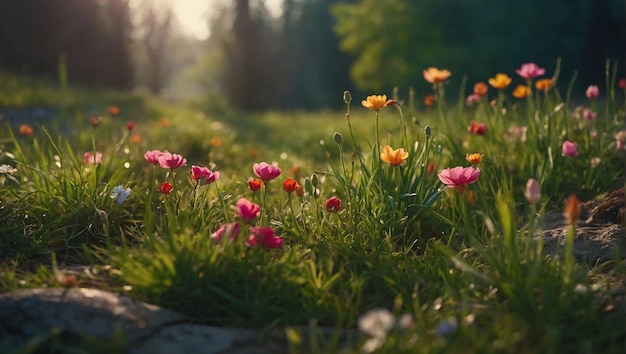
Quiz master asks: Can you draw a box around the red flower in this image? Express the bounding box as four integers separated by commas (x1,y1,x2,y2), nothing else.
126,121,135,131
325,196,342,212
468,120,487,135
19,124,34,137
158,182,173,194
283,178,298,193
248,178,263,192
619,78,626,90
296,185,305,197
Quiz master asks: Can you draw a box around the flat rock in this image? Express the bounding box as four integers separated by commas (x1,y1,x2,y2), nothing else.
0,288,356,353
537,224,626,263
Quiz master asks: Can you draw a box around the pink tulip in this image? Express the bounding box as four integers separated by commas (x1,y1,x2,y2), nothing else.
210,222,240,242
246,226,283,248
466,93,481,106
516,63,545,81
83,151,103,164
253,162,281,181
144,150,165,165
191,165,220,184
158,152,187,169
562,140,579,158
525,179,540,205
236,197,260,223
437,166,481,190
585,85,599,100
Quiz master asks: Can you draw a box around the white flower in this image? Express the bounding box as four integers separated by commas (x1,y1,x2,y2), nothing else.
358,308,395,339
111,185,131,204
0,164,17,175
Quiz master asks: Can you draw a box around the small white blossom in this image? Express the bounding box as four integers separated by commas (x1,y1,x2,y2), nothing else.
0,164,17,175
111,185,131,204
358,308,395,339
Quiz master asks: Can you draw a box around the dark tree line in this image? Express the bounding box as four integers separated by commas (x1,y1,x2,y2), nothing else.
0,0,134,88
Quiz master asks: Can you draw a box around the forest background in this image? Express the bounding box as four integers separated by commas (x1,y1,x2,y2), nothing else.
0,0,624,111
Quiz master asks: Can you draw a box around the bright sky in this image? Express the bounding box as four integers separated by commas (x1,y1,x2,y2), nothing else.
173,0,282,40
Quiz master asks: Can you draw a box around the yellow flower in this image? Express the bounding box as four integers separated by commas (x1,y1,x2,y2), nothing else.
512,85,532,98
380,145,409,166
488,73,512,89
361,95,394,111
465,153,483,165
423,67,451,84
534,78,554,92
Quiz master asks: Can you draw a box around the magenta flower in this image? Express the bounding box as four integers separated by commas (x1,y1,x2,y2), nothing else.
236,197,261,223
437,166,481,190
253,162,281,181
210,222,240,243
525,179,540,205
144,150,165,165
191,165,220,184
158,152,187,169
246,226,283,249
83,151,103,164
562,140,579,158
516,63,545,81
585,85,599,100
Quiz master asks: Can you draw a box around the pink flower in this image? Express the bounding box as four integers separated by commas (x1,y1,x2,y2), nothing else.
191,165,220,184
437,166,481,190
83,151,103,164
236,197,260,223
562,140,579,158
210,222,240,242
466,93,481,106
253,162,281,181
525,179,540,205
325,196,342,212
144,150,165,165
582,108,596,120
246,226,283,248
468,120,487,135
619,78,626,90
158,152,187,169
516,63,545,81
585,85,599,100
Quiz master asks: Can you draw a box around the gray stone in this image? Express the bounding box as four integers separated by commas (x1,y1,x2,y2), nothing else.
0,288,357,354
537,224,626,263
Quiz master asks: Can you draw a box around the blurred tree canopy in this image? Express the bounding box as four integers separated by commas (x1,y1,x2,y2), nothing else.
0,0,134,88
333,0,626,94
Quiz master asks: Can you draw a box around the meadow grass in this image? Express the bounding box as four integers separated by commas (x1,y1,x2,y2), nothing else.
1,65,626,353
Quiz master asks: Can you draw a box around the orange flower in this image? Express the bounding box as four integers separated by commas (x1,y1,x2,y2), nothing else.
488,73,512,89
248,178,263,192
362,95,394,111
423,67,451,84
535,78,554,92
563,193,580,226
427,162,436,173
108,106,120,116
380,145,409,166
473,82,488,96
210,136,223,148
19,124,34,137
283,178,298,193
159,118,171,127
424,94,435,107
465,153,483,165
512,85,532,98
130,133,142,144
